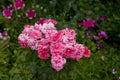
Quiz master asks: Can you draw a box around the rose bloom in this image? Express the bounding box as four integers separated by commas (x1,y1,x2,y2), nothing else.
74,43,85,60
62,45,76,59
37,18,45,25
98,16,108,21
38,47,50,60
53,28,76,45
0,31,9,40
22,25,42,39
35,22,57,41
50,42,64,56
83,46,91,58
51,30,64,42
79,19,96,28
12,0,25,10
3,7,12,19
98,30,108,39
51,55,66,71
37,18,57,25
44,19,57,24
26,9,36,19
18,33,28,48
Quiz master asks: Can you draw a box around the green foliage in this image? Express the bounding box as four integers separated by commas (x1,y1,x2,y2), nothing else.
0,0,120,80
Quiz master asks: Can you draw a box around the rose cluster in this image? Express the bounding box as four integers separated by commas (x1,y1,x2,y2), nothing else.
3,0,25,19
2,0,36,19
18,19,91,71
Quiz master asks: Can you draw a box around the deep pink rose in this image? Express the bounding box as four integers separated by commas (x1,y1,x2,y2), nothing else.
51,30,63,42
37,18,57,25
84,46,91,58
12,0,25,10
62,45,76,59
3,7,12,19
50,42,64,56
79,19,96,28
26,9,36,19
38,47,50,60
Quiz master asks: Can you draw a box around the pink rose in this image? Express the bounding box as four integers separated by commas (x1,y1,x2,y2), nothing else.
44,19,57,24
60,28,76,45
37,18,57,25
41,22,56,34
12,0,25,10
26,9,36,19
50,42,64,56
23,25,42,39
83,46,91,58
51,55,66,71
38,47,50,60
51,30,63,42
79,19,96,28
62,45,76,59
74,43,85,60
3,7,12,19
18,34,28,48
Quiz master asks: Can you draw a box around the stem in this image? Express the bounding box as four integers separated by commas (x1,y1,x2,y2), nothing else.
12,0,18,16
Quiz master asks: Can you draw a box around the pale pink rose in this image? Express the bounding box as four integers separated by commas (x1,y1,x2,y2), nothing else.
51,55,66,71
38,22,57,40
83,46,91,58
26,9,36,19
34,24,42,31
38,47,50,60
23,25,31,29
28,29,42,39
45,30,57,41
28,38,50,50
3,7,12,19
40,22,56,34
44,19,57,24
22,25,33,34
59,28,76,45
74,43,85,60
63,28,76,39
27,39,38,50
18,34,28,48
23,25,42,39
60,35,76,46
